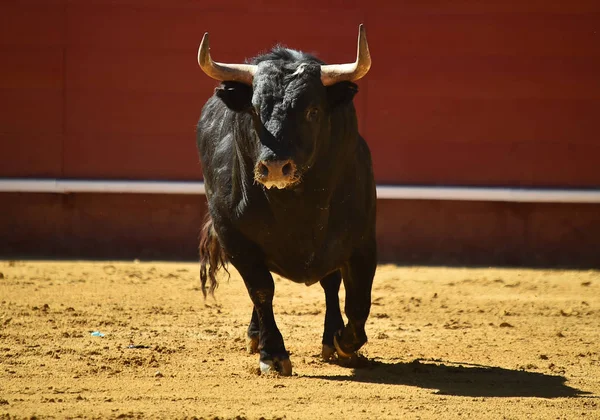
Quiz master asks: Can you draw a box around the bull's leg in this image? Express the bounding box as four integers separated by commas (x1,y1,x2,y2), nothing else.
214,225,291,375
234,261,291,375
246,307,259,354
320,270,344,361
336,242,376,358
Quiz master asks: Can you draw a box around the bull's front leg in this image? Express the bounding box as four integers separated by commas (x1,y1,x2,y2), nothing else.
320,270,344,361
215,225,291,375
234,259,291,375
335,241,376,358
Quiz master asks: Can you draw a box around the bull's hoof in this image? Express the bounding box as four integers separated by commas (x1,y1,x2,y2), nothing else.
333,333,355,359
259,357,292,376
321,344,336,361
333,334,361,367
246,335,259,354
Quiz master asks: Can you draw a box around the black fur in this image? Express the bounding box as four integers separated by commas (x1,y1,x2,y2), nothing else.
196,45,376,369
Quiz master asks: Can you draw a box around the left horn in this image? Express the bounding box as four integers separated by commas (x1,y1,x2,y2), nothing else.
320,24,372,86
197,32,257,85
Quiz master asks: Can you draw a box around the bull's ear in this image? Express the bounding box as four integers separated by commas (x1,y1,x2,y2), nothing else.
215,81,253,112
326,81,358,108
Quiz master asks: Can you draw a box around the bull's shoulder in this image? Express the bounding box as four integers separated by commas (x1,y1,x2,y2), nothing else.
197,97,231,145
197,98,259,221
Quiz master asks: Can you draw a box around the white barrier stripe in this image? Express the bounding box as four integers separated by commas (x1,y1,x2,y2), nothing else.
374,185,600,203
1,178,599,203
0,179,205,195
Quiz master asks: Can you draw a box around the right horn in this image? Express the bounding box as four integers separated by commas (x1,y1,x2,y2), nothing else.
197,32,257,85
320,24,372,86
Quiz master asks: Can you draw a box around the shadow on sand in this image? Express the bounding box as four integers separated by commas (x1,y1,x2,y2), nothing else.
314,358,592,398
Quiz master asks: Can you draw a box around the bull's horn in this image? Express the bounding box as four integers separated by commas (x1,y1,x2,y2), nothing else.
320,24,371,86
197,32,257,85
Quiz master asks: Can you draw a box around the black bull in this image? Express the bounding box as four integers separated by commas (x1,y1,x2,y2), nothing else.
195,26,376,375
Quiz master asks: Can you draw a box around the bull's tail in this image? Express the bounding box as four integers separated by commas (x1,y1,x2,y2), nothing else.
199,213,228,297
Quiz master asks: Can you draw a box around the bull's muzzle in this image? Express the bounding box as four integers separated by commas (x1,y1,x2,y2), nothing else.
254,159,298,189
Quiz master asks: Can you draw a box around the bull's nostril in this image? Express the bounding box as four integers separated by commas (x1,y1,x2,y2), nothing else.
282,162,293,177
258,162,269,177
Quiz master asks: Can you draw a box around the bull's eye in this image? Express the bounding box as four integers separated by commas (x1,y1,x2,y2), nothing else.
306,108,319,121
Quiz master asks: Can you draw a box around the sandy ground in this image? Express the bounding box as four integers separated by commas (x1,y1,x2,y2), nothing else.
0,260,598,419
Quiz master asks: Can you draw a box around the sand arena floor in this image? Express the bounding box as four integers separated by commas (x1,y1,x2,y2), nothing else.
0,260,599,419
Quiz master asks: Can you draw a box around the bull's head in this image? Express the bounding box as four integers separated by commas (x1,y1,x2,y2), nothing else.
197,25,371,190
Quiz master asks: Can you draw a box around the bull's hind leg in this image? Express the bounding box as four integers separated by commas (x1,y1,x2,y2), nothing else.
320,271,344,361
246,308,259,354
336,242,376,358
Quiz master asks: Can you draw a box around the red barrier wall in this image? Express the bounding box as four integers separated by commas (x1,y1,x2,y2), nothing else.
2,1,599,185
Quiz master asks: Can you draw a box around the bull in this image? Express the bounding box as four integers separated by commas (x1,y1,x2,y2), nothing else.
196,25,376,375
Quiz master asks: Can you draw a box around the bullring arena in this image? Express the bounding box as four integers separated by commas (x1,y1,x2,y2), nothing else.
2,1,600,419
1,261,598,418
